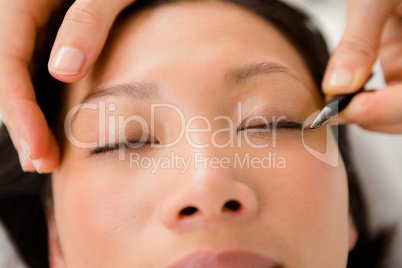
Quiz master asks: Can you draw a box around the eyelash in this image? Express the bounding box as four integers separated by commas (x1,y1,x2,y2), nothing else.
90,140,156,155
90,121,302,155
238,121,302,131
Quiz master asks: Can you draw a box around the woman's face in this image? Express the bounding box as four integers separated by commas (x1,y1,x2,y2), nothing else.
49,1,356,267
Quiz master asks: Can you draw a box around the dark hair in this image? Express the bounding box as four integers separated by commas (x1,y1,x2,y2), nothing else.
0,0,395,267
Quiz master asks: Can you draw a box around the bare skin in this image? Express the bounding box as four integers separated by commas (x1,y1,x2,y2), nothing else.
1,0,401,173
47,2,357,267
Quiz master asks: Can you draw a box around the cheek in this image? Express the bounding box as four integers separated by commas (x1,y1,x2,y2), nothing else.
51,152,155,266
248,130,350,265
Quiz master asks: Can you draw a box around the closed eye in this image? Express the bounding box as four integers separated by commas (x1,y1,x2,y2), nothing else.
90,139,159,155
90,122,302,156
238,121,302,131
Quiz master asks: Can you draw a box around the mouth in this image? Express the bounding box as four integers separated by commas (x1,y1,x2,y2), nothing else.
167,251,281,268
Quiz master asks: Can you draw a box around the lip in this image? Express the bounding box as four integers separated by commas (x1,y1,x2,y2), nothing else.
167,251,280,268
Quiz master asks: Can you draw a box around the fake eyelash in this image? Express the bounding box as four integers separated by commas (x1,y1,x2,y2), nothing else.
238,121,302,131
90,121,302,155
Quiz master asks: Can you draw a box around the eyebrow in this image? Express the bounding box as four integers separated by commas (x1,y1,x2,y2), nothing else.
81,82,159,104
224,61,301,85
81,61,310,104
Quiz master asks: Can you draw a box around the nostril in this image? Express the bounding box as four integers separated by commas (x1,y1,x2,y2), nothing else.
180,206,198,216
224,200,241,211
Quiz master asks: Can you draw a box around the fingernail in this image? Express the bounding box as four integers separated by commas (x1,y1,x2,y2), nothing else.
32,160,42,174
49,46,85,75
19,138,30,159
17,151,28,172
327,68,354,88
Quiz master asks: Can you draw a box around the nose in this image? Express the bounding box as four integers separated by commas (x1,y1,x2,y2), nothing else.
160,164,258,229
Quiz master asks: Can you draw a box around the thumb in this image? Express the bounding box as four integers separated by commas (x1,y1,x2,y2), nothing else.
323,0,398,94
48,0,135,83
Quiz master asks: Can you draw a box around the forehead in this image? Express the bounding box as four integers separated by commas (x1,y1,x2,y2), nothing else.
68,0,320,107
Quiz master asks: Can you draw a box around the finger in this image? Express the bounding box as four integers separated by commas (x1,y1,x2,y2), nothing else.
359,122,402,133
48,0,136,82
323,0,400,94
0,60,50,161
0,0,59,168
8,123,59,174
380,15,402,83
31,129,60,174
6,125,36,172
339,84,402,126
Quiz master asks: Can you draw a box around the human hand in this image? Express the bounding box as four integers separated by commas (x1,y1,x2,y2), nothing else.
0,0,135,173
323,0,402,133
